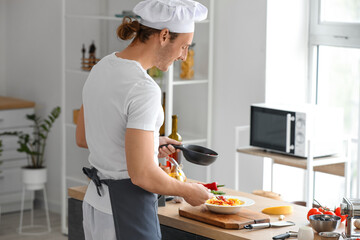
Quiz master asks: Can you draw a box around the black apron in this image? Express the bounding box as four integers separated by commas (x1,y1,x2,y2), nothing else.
83,167,162,240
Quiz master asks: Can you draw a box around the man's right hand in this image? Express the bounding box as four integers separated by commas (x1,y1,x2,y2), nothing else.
183,183,213,206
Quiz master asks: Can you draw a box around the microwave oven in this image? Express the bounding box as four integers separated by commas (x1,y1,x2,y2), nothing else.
250,103,344,158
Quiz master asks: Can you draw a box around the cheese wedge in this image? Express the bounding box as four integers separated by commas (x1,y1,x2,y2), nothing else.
262,206,293,215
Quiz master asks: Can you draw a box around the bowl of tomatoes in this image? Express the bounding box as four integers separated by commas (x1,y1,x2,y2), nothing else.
307,206,347,222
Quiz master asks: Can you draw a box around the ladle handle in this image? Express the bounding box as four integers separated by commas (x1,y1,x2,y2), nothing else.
159,144,185,151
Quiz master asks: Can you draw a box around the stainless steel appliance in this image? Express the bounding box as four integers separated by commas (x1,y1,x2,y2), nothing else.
341,197,360,238
250,103,343,158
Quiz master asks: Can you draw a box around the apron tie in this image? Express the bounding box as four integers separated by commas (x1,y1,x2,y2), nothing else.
82,167,103,196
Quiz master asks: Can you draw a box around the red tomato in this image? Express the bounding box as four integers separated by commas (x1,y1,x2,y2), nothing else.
323,211,335,216
319,207,329,213
307,208,323,220
335,207,341,216
334,207,347,222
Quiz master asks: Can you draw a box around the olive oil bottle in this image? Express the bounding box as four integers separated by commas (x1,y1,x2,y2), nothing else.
168,115,182,163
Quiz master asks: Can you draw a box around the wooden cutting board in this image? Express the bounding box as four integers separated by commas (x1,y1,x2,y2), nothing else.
179,205,270,229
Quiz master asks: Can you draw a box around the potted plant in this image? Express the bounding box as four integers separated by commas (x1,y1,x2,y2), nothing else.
4,107,61,190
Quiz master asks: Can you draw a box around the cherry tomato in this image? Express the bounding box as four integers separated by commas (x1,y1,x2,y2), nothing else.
319,207,330,213
335,207,347,222
323,211,335,216
307,208,323,220
335,207,341,216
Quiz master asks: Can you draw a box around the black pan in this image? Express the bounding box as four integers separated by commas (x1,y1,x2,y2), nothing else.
159,144,218,166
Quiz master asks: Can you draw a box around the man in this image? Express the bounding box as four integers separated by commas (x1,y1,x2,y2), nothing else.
76,0,212,239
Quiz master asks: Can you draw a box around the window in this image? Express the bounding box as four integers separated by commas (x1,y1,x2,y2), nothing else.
310,0,360,199
317,46,360,136
320,0,360,23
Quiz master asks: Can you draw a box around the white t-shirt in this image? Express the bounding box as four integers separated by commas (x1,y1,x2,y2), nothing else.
82,52,163,215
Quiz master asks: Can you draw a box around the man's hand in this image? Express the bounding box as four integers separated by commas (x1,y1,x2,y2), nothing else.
158,136,181,158
183,183,214,206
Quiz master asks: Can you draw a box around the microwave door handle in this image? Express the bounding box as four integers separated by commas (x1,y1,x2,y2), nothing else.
286,114,294,153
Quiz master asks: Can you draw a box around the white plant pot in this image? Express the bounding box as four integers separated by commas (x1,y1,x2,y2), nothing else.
22,167,47,190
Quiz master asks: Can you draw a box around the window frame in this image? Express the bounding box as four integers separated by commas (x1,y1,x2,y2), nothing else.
308,0,360,197
309,0,360,47
308,0,360,102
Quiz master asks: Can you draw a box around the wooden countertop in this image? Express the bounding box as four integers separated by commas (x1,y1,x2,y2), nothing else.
0,96,35,110
237,147,345,177
68,184,345,240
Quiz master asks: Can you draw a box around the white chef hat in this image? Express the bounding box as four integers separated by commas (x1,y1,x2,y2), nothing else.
133,0,208,33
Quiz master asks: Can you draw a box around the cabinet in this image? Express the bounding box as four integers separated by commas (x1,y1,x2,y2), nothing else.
0,96,35,213
61,0,214,234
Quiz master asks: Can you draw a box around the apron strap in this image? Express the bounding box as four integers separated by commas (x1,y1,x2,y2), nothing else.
82,167,103,197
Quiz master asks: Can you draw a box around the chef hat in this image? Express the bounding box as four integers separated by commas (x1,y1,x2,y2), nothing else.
133,0,208,33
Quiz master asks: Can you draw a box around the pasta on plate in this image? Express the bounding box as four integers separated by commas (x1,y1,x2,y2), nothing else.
206,196,244,206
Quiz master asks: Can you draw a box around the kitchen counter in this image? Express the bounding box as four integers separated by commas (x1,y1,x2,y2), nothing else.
0,96,35,110
68,184,345,240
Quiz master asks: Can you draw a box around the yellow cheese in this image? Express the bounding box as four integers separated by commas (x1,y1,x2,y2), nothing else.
262,206,293,215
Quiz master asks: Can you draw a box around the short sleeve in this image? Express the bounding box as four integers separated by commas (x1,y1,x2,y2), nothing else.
126,81,161,131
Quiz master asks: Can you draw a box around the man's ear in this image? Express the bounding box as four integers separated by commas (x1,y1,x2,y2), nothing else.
159,28,170,46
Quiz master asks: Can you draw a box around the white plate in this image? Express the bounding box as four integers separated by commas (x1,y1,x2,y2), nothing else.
205,196,255,214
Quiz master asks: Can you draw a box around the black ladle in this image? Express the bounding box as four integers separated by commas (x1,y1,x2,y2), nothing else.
159,144,218,166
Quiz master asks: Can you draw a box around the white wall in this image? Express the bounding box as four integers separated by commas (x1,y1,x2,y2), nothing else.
266,0,309,104
211,0,267,192
5,0,63,212
0,1,7,95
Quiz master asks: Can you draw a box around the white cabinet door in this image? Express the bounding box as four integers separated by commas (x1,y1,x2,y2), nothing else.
0,167,25,194
0,108,34,129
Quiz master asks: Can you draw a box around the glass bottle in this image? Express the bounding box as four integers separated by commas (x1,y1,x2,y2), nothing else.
180,43,195,80
168,115,182,163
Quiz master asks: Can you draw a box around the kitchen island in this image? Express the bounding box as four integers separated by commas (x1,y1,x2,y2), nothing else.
68,184,345,240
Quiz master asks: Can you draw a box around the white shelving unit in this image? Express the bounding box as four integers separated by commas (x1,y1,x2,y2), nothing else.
61,0,214,234
235,126,351,208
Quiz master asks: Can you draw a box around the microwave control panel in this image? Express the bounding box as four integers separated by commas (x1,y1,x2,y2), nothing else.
294,112,306,156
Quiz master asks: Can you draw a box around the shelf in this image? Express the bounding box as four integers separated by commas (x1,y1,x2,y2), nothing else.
62,0,214,233
237,147,346,177
173,79,208,86
66,14,210,24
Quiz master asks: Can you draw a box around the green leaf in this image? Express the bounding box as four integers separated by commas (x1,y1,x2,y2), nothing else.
51,107,61,118
211,190,226,195
26,114,36,121
39,133,46,139
41,124,49,132
45,119,52,128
